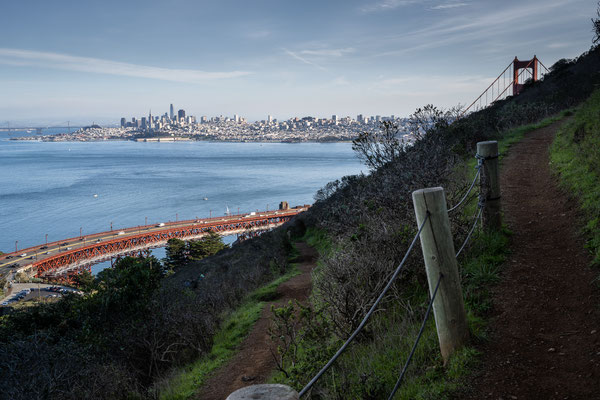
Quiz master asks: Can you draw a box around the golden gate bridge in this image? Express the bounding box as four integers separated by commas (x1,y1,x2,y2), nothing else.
460,55,550,117
0,206,309,283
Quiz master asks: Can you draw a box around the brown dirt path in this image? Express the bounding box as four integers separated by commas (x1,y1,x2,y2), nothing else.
197,242,317,400
461,120,600,399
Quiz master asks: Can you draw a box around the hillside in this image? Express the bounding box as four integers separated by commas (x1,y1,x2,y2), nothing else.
159,45,600,399
1,40,600,400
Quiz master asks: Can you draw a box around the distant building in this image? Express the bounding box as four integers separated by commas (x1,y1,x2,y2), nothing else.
268,115,273,124
120,117,126,127
178,109,185,121
141,117,147,128
170,104,174,120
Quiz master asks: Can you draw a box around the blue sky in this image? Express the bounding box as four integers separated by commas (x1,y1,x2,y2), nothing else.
0,0,595,124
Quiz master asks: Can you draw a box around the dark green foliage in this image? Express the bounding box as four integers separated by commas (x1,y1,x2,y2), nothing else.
165,238,188,269
0,256,218,400
551,89,600,266
188,232,228,261
269,301,340,389
164,233,228,270
72,269,96,292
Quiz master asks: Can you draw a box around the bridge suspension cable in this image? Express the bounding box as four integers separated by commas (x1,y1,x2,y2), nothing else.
460,56,549,118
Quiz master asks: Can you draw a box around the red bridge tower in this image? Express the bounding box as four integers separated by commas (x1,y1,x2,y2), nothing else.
513,55,539,96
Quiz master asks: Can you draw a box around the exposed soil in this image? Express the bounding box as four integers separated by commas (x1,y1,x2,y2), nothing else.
197,242,317,400
460,120,600,399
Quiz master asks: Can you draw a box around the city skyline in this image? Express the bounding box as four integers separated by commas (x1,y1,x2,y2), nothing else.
0,0,595,124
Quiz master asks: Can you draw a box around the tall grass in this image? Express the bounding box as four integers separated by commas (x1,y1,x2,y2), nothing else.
158,264,301,400
550,89,600,266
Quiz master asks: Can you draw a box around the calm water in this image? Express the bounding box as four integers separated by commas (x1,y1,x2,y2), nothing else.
0,133,364,257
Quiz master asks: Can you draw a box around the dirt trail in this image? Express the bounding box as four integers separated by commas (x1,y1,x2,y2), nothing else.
197,242,317,400
461,120,600,399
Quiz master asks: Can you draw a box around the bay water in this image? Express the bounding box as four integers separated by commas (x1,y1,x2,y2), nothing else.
0,131,363,269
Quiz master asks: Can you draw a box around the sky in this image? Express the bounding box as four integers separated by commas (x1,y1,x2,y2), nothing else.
0,0,596,125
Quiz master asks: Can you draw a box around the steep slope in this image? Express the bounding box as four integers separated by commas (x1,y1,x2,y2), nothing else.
460,119,600,399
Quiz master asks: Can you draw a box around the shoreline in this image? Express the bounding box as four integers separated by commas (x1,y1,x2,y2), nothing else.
6,137,356,144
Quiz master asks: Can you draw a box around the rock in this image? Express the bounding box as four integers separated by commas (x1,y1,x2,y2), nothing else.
226,384,299,400
548,348,556,352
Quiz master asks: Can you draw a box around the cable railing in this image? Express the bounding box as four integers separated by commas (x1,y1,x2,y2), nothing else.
459,57,550,118
387,273,443,400
298,212,430,397
297,152,493,398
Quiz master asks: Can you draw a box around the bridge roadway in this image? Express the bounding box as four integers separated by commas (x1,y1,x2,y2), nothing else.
0,206,309,281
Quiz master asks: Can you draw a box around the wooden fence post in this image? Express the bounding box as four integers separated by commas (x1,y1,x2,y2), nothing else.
477,140,501,230
412,187,469,363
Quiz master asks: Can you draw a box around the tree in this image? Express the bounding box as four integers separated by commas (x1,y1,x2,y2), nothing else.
352,104,459,170
164,238,188,269
352,121,404,170
72,270,96,292
188,232,228,261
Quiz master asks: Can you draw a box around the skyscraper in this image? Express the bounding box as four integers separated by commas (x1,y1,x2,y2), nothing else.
170,104,174,120
178,109,185,121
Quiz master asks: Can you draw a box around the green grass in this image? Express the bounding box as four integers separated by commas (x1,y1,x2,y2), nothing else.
268,226,510,399
158,264,301,400
302,227,332,255
550,89,600,266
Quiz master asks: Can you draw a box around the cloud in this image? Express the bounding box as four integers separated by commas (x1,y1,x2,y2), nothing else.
283,48,328,71
359,0,421,13
547,42,571,49
332,76,350,86
0,48,251,83
246,30,271,39
430,2,469,10
374,0,581,57
300,48,355,57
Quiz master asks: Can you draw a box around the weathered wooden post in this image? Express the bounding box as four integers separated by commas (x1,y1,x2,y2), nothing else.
227,384,298,400
412,187,469,363
477,140,501,230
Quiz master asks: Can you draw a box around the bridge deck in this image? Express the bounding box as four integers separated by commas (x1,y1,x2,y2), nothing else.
0,206,309,280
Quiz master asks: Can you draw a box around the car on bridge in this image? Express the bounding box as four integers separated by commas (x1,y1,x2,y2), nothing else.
40,245,48,250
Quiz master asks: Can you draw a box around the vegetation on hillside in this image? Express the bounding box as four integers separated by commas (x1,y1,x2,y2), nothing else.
1,16,600,400
551,89,600,266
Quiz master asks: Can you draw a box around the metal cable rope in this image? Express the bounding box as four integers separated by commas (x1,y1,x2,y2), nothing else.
298,213,430,398
447,161,482,213
455,205,483,258
387,273,443,400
